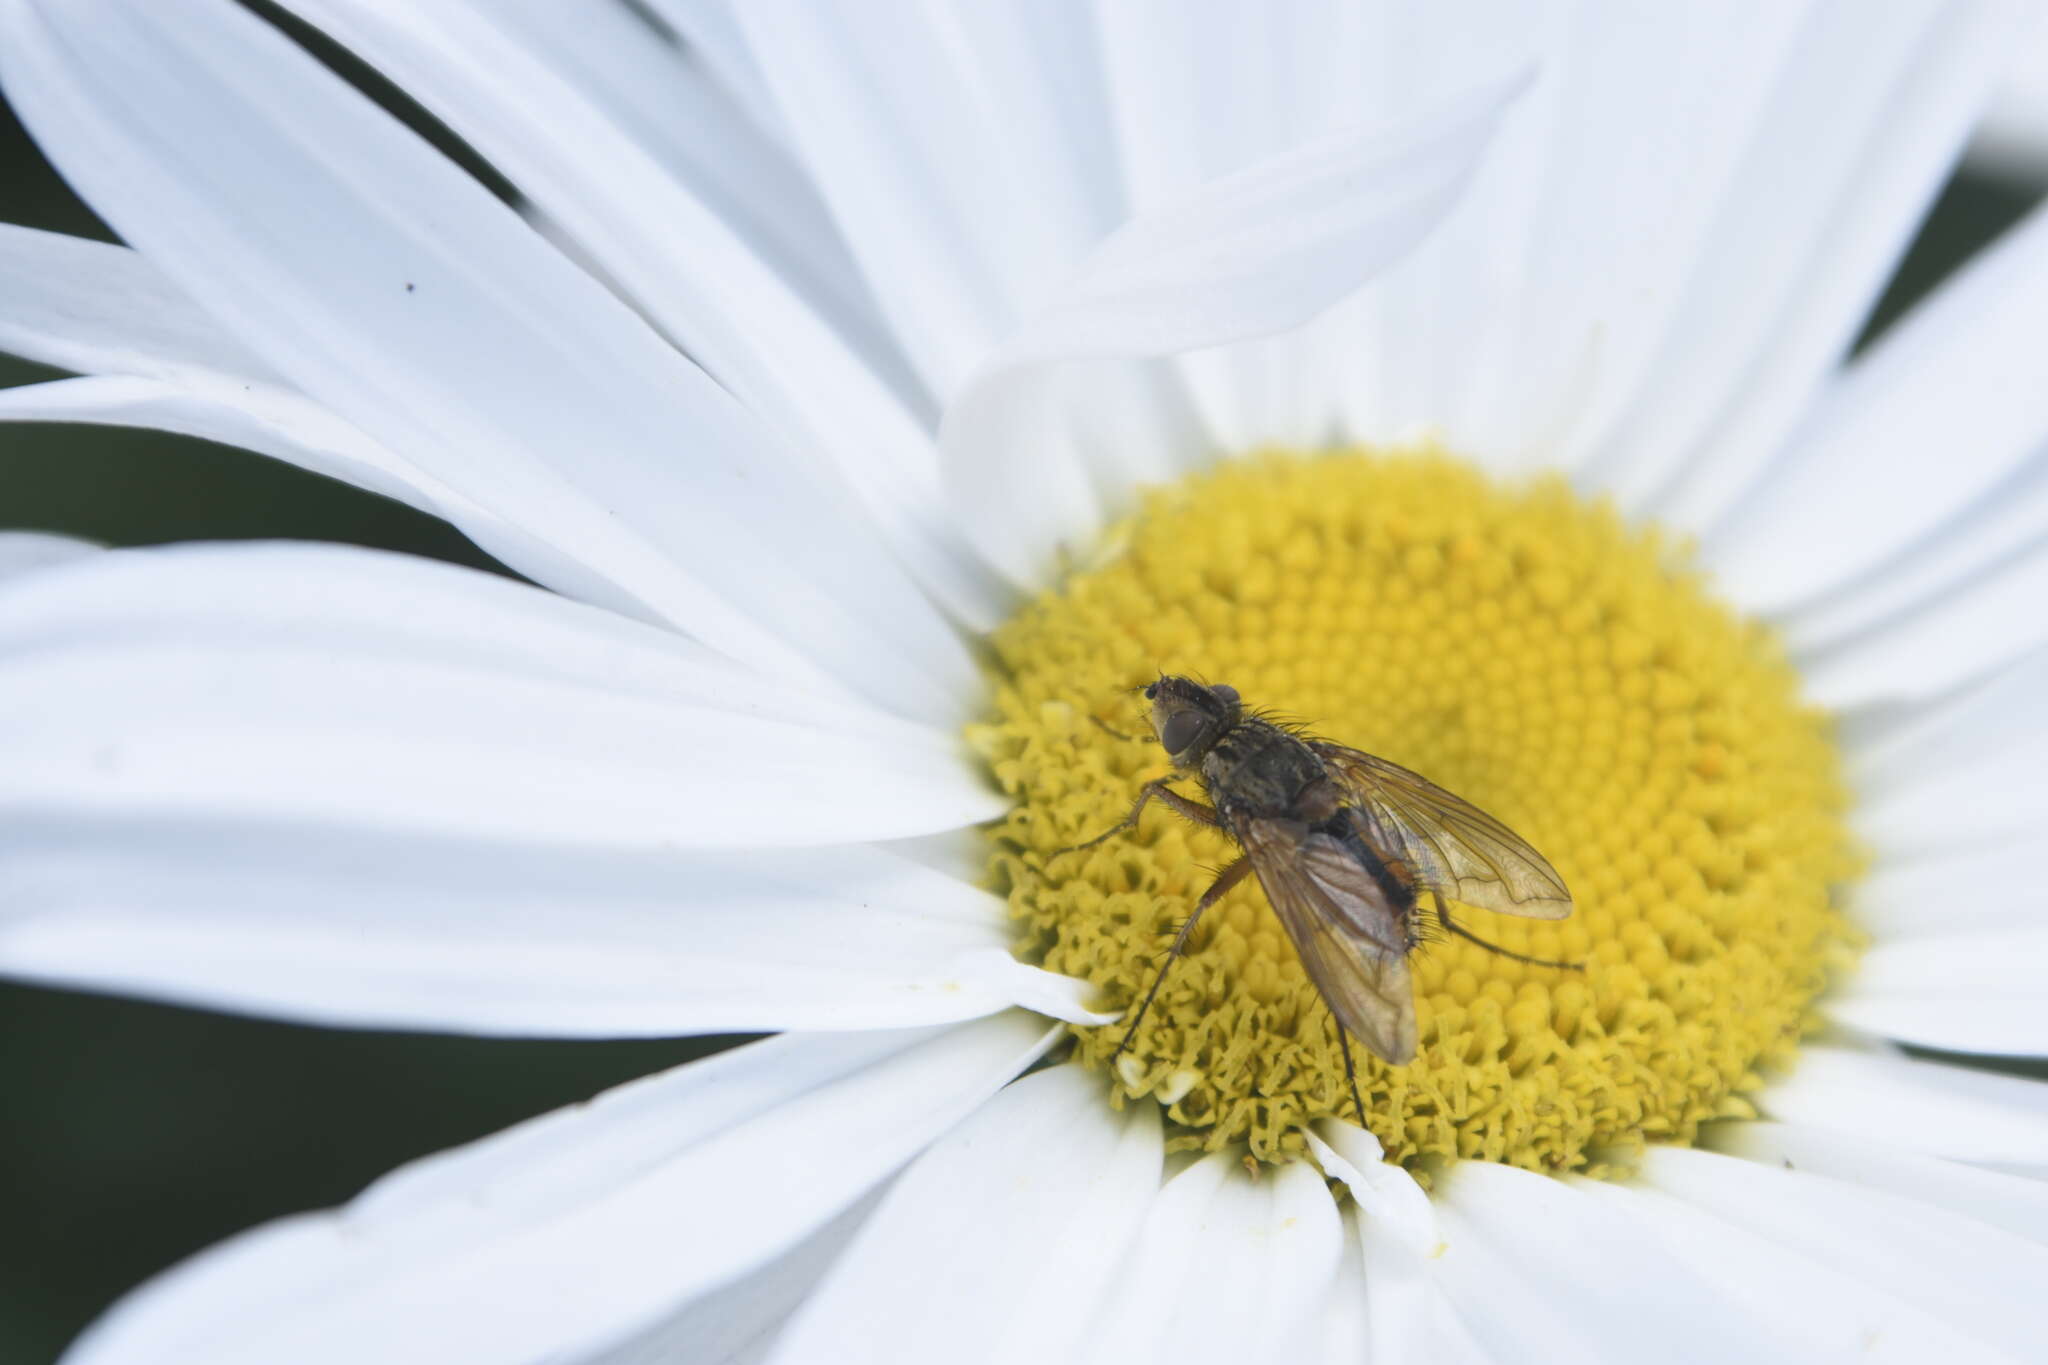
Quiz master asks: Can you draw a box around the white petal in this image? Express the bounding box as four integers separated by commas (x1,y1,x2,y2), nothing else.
1007,69,1529,361
1845,647,2048,792
765,1064,1161,1365
278,0,1004,627
0,216,820,633
1711,1120,2048,1247
1704,202,2048,616
1569,1165,2026,1363
1596,3,2022,529
0,530,98,582
876,826,992,885
731,0,1121,398
0,542,1003,849
1970,10,2048,177
1420,1291,1503,1365
1846,646,2048,864
1848,839,2047,938
1639,1145,2048,1361
0,230,652,612
1783,480,2048,703
0,374,446,519
66,1014,1059,1365
488,0,923,414
1090,0,1362,450
1792,534,2048,710
636,0,789,145
0,223,278,382
1264,1,1565,457
1760,1042,2048,1164
0,814,1105,1036
1317,1207,1371,1363
0,375,701,629
1309,1123,1437,1365
1826,929,2048,1055
1434,1158,1800,1362
1074,1151,1344,1365
0,0,974,717
946,70,1528,586
1334,2,1959,486
1463,2,1823,478
1854,739,2048,869
0,226,453,518
582,1193,879,1365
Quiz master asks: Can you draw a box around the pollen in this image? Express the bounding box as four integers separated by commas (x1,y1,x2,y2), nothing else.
969,449,1857,1170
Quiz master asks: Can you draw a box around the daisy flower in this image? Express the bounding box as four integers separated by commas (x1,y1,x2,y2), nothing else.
5,1,2048,1361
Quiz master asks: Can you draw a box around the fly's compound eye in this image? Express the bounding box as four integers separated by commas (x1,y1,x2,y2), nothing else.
1160,710,1207,754
1142,682,1159,700
1211,684,1239,705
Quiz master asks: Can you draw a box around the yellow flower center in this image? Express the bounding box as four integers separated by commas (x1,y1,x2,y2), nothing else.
970,449,1858,1171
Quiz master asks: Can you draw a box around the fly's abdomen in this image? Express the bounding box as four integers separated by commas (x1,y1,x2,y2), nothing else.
1317,807,1421,924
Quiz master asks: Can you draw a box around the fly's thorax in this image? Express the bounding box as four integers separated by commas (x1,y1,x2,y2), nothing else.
1199,717,1324,819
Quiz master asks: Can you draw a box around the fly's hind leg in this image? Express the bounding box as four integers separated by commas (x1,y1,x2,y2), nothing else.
1056,778,1221,856
1111,856,1252,1062
1335,1023,1366,1125
1434,895,1583,970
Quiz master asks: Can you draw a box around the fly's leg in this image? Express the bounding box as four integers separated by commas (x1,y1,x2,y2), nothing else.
1056,778,1220,856
1110,856,1252,1063
1435,895,1584,970
1089,715,1139,744
1335,1023,1366,1125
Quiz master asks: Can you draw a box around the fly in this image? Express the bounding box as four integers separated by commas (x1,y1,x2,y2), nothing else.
1065,675,1579,1123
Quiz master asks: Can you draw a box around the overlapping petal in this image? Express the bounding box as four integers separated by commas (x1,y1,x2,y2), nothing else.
0,231,640,604
766,1064,1161,1365
0,0,975,717
1711,1121,2048,1245
1073,1150,1345,1365
581,1197,879,1365
1309,1123,1439,1365
1636,1145,2048,1360
1707,202,2048,707
0,529,97,582
1567,1157,2033,1362
945,69,1528,585
1594,1,2021,526
1433,1160,1787,1362
1759,1043,2048,1166
64,1015,1058,1365
730,0,1122,398
0,543,1003,849
490,0,918,409
278,0,1003,626
0,813,1105,1037
0,222,279,382
1706,203,2048,619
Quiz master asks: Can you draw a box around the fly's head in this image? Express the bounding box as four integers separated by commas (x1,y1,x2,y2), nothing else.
1144,675,1240,767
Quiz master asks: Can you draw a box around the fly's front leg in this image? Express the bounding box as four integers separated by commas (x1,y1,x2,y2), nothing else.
1112,856,1253,1061
1056,778,1220,856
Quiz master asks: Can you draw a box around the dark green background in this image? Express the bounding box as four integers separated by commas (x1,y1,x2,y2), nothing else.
2,75,2043,1365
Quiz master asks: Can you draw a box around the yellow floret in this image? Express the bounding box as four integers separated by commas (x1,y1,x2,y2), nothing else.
970,448,1857,1170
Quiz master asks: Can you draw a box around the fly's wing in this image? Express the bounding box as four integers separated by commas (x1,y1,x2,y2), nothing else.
1234,815,1419,1064
1310,741,1572,920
